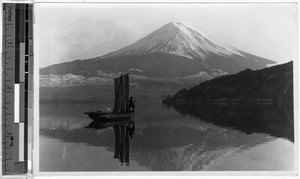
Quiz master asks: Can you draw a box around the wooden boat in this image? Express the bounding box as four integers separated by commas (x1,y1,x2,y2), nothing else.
85,73,135,165
85,73,134,122
84,111,134,122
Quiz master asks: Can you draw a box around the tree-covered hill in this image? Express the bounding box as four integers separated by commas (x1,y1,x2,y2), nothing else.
163,61,293,104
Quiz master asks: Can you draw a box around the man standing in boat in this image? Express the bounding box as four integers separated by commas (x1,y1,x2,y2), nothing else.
128,96,135,112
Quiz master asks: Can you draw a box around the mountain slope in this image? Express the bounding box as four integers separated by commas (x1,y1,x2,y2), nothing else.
101,22,245,59
40,22,275,79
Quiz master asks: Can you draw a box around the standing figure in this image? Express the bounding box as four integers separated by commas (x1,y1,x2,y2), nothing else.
128,96,135,112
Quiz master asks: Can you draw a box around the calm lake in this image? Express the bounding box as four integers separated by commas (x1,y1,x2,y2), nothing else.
39,101,295,171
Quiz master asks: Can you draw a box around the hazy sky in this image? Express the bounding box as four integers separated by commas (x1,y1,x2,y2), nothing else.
35,3,297,68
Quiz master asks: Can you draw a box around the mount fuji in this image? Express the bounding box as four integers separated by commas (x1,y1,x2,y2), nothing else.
41,22,274,79
40,22,275,100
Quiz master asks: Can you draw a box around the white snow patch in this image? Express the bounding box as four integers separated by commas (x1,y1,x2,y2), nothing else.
183,71,213,80
40,74,113,87
128,68,143,73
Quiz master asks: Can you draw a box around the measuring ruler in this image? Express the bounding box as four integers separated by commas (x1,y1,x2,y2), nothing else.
2,3,33,175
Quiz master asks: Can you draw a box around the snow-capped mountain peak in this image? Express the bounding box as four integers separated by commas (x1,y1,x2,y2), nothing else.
101,22,245,60
41,21,275,81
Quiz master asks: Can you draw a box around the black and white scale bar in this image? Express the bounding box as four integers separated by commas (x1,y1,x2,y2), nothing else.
2,3,33,175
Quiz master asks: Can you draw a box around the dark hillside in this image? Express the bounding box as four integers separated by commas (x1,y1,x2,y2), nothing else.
163,61,293,104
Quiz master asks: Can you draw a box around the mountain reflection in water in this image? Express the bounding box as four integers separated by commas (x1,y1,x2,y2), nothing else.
169,102,294,142
40,101,294,171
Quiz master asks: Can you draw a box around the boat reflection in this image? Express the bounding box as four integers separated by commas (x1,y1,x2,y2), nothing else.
87,119,135,165
40,102,294,171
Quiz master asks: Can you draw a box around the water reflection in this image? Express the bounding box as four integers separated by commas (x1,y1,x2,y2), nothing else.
40,102,294,171
87,119,135,165
169,102,294,141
